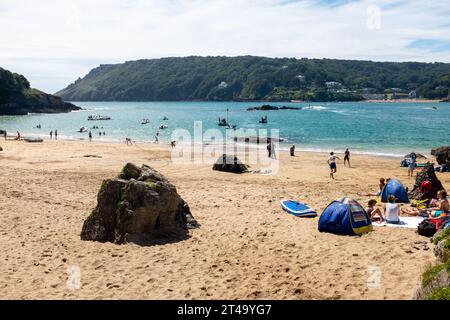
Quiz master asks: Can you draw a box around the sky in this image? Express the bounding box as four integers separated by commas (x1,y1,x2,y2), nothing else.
0,0,449,93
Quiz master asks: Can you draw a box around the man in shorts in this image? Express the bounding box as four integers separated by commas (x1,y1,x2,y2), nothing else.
328,152,341,179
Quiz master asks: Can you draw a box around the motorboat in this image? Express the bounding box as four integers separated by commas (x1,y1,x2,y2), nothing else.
78,126,88,133
88,115,111,121
141,119,150,125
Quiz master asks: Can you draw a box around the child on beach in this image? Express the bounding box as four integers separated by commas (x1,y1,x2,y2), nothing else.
327,152,340,179
344,148,350,167
367,199,385,222
385,195,401,224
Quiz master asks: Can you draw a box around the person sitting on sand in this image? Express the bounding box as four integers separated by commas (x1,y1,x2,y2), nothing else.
385,195,401,224
367,199,385,222
327,152,340,179
358,178,386,197
171,141,177,148
402,190,449,217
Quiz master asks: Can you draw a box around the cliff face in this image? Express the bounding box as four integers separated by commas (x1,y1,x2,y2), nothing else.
0,67,81,116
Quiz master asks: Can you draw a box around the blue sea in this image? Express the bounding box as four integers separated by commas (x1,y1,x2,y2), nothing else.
1,101,449,157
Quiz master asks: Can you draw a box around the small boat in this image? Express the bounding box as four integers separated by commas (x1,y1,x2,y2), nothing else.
159,124,168,130
141,119,150,125
259,116,268,124
218,118,228,126
226,124,237,130
78,127,88,133
163,116,169,121
432,106,438,110
24,137,43,143
88,115,111,121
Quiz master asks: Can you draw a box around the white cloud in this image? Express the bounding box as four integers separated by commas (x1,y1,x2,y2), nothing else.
0,0,449,93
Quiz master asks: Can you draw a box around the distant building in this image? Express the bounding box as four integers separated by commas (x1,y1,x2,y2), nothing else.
218,81,228,89
296,74,305,81
408,90,417,99
325,81,343,89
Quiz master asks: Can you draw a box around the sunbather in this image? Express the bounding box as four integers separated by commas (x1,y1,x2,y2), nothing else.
385,195,401,224
402,190,448,217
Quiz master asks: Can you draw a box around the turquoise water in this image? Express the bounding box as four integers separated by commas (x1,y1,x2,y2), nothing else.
1,101,449,157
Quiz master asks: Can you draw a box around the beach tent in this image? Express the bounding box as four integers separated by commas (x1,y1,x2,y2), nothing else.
381,179,409,203
318,197,373,236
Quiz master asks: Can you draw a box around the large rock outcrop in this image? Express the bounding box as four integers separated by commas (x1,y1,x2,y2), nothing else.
0,66,81,115
81,163,198,245
408,164,445,200
212,154,248,174
431,146,450,166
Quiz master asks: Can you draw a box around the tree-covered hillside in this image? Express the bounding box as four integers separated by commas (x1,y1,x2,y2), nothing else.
0,67,80,115
57,56,450,102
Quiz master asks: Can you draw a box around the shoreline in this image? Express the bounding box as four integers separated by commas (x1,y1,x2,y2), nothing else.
4,134,423,159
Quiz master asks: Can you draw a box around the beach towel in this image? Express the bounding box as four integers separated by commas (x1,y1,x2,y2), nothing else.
372,216,424,229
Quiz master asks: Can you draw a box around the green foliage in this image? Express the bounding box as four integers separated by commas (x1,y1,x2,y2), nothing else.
57,56,450,102
428,287,450,300
422,260,450,287
434,227,450,245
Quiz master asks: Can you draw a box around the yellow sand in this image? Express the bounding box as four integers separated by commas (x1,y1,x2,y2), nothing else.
0,140,448,300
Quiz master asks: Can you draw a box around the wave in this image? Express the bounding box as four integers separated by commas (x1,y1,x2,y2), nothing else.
303,105,326,110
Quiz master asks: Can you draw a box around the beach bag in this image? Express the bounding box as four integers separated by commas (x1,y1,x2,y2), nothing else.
417,219,436,237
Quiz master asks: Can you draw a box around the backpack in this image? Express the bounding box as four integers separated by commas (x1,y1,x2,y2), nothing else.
417,219,437,237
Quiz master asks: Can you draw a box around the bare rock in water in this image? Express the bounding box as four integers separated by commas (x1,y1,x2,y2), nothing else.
81,163,199,245
408,164,445,200
212,154,248,174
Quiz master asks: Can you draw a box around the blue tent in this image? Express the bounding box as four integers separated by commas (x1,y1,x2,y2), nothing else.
381,179,409,203
318,197,373,236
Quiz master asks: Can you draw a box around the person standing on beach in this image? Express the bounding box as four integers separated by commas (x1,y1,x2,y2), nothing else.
55,130,58,140
88,131,92,142
328,152,340,179
344,148,350,167
290,145,295,157
267,139,272,158
271,140,277,159
50,130,53,140
408,152,417,177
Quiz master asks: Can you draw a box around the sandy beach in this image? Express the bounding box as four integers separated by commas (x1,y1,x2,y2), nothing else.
0,139,448,300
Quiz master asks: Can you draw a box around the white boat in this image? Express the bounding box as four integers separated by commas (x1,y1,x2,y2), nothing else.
141,119,150,125
159,124,168,130
78,127,88,133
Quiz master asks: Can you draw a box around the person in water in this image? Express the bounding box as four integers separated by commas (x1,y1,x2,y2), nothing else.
50,130,53,140
327,152,340,179
344,148,350,167
88,131,92,142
